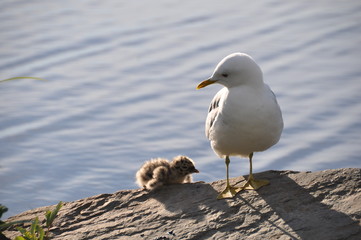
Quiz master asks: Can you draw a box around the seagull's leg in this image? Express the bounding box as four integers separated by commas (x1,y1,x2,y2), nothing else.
242,153,270,190
217,156,242,199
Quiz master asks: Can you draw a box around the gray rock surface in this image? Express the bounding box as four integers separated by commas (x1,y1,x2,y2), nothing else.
4,168,361,240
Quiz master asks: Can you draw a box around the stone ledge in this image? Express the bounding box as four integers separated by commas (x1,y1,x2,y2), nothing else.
4,168,361,240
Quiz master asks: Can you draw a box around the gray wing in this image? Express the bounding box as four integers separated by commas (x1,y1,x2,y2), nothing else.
205,88,225,139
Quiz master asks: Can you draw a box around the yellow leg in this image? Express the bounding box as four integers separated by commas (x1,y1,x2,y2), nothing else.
242,153,270,190
217,156,242,199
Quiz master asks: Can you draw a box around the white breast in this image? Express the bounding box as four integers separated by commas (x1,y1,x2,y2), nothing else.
206,84,283,158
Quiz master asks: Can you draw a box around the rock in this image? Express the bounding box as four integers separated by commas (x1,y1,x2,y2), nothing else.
3,168,361,240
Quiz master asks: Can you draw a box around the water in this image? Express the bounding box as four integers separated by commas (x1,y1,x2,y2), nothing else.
1,0,361,218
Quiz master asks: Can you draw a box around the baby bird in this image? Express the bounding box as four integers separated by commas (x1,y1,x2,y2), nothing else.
136,155,199,190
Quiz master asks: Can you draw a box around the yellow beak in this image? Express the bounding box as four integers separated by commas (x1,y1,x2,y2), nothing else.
196,79,217,89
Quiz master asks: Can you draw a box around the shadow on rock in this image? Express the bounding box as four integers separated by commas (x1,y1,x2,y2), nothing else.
247,170,361,240
149,182,233,222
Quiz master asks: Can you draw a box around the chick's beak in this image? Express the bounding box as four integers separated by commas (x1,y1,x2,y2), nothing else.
194,169,200,173
196,79,217,89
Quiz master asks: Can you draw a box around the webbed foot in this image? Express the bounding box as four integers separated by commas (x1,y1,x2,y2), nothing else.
242,177,269,190
217,185,242,199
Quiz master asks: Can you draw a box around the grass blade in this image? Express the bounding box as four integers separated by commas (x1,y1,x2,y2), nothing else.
48,201,62,227
0,77,46,83
14,236,26,240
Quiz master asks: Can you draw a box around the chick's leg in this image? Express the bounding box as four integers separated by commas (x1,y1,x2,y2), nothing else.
184,175,193,183
146,166,168,190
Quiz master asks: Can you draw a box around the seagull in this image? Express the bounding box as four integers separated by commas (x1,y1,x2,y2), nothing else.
196,53,283,199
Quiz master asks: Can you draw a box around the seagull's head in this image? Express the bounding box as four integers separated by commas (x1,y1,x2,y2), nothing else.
197,52,263,89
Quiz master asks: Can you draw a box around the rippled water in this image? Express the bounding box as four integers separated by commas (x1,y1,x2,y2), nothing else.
1,0,361,218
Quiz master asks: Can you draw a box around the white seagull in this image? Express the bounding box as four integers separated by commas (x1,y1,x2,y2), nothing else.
197,53,283,199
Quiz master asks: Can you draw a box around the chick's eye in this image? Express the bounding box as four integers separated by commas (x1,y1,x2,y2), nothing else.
222,73,228,78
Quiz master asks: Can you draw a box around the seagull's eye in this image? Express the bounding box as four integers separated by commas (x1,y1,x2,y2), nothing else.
222,73,228,78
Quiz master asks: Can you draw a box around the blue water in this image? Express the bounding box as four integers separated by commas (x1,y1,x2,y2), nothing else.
1,0,361,218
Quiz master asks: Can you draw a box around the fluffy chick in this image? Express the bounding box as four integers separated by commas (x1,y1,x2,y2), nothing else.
136,155,199,190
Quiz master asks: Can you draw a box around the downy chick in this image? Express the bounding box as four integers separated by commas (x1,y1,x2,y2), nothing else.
136,155,199,190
